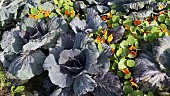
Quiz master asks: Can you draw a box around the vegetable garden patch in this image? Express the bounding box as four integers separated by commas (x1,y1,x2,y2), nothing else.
0,0,170,96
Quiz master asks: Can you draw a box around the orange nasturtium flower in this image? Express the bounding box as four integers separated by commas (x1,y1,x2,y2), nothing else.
102,29,108,36
129,77,138,87
44,11,50,17
129,45,136,51
95,36,101,43
129,51,137,57
125,24,130,30
65,10,69,16
122,68,130,74
159,11,165,14
134,20,140,26
28,14,35,18
101,38,105,43
153,16,158,21
100,15,107,20
107,34,113,43
76,14,80,18
111,48,115,54
161,28,167,33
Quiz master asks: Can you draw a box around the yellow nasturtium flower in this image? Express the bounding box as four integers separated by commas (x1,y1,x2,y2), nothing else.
44,11,50,17
70,10,75,17
107,34,113,43
106,12,112,18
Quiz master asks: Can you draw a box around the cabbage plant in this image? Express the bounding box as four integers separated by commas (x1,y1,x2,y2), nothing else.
0,16,68,80
133,36,170,95
43,31,122,96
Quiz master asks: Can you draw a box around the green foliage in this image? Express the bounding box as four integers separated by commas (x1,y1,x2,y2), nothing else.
52,0,75,21
10,86,25,96
30,8,38,15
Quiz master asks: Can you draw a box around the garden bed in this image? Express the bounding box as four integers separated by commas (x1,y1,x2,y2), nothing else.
0,0,170,96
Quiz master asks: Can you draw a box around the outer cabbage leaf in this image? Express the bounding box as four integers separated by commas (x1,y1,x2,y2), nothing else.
86,8,107,32
155,36,170,70
73,73,97,96
129,7,153,20
93,72,123,96
51,87,74,96
101,42,112,57
39,2,54,12
96,5,109,13
57,32,75,50
123,0,152,13
74,33,88,49
87,52,110,75
19,18,38,35
1,26,25,54
74,1,87,12
49,45,63,63
70,17,86,33
82,49,99,72
7,50,46,80
0,51,18,68
139,41,158,61
43,54,73,88
134,55,170,93
109,26,125,43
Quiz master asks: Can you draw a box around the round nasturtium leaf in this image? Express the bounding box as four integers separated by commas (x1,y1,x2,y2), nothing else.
118,58,127,70
120,40,128,47
111,10,116,14
49,13,57,18
112,15,120,23
165,18,170,27
123,19,132,26
116,48,123,57
127,60,135,67
124,81,131,86
38,13,44,18
133,90,143,96
124,73,131,79
121,48,129,57
128,53,135,59
158,14,165,23
123,85,133,94
117,71,123,77
148,91,154,96
30,8,38,15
